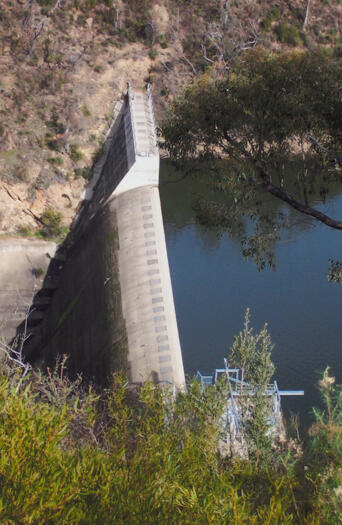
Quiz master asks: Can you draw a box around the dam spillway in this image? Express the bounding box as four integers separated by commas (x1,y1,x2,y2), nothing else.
17,86,185,388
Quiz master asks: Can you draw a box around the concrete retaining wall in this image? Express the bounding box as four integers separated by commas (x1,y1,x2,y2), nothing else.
0,240,56,345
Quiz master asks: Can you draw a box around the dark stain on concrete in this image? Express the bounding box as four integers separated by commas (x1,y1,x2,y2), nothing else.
25,203,127,387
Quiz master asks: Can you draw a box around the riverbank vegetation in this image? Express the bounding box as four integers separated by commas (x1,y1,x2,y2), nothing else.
162,49,342,227
1,325,342,523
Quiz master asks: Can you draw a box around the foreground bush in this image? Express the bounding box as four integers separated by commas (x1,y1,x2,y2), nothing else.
0,356,340,523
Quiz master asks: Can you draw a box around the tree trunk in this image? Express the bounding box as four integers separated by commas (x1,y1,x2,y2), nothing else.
303,0,311,30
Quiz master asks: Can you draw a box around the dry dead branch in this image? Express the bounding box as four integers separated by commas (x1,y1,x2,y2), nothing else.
181,54,197,76
303,0,311,30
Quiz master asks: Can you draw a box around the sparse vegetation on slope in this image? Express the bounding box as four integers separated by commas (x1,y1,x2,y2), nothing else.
0,0,341,234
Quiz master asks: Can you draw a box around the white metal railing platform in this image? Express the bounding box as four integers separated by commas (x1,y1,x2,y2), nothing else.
196,358,304,444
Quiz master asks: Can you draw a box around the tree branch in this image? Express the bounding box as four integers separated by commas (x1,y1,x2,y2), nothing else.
308,134,342,166
181,55,197,76
222,135,342,230
303,0,311,30
258,171,342,230
201,44,215,64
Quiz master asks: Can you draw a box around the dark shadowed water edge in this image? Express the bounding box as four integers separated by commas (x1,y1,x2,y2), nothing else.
160,161,342,429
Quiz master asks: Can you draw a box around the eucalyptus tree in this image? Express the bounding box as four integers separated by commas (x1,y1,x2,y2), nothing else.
161,49,342,268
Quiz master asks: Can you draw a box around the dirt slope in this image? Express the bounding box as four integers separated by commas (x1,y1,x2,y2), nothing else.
0,0,341,235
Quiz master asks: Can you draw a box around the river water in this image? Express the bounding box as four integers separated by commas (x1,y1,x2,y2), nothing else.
160,161,342,428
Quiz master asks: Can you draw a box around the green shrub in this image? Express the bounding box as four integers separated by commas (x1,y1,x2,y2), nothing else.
17,225,34,237
47,156,63,165
158,34,168,49
45,132,61,152
261,8,281,31
45,115,65,151
32,267,44,278
160,87,170,97
92,143,105,164
82,105,91,117
0,360,295,523
333,44,342,57
39,208,63,238
47,113,66,135
37,0,55,7
274,22,302,46
69,144,83,162
149,48,158,60
74,167,92,180
321,46,334,57
328,259,342,283
1,338,342,522
76,13,87,25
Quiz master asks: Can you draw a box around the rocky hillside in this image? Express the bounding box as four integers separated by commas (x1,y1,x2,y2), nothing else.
0,0,341,235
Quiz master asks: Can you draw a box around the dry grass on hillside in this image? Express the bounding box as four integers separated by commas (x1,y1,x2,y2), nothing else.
0,0,341,234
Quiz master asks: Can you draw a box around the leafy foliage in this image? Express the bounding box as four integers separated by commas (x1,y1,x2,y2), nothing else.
228,309,276,464
328,259,342,283
162,49,342,164
40,208,64,238
69,144,83,162
161,49,342,268
229,309,274,388
274,22,303,46
307,368,342,522
0,358,292,523
0,341,342,521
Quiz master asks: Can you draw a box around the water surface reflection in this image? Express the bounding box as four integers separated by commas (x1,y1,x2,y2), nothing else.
160,161,342,427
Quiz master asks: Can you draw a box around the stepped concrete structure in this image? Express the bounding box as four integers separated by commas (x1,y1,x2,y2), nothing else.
4,86,185,389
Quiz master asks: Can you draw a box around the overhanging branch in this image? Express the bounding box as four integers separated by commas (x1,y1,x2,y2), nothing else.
260,174,342,230
230,142,342,231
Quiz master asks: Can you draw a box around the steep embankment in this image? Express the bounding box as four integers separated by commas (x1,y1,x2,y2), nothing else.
0,0,341,235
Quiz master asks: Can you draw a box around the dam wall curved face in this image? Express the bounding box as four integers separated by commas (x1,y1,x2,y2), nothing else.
26,88,185,388
112,185,185,387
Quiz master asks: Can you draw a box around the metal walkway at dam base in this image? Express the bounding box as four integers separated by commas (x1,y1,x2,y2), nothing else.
197,358,304,450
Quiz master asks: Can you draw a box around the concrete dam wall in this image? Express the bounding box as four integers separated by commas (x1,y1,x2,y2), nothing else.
21,87,185,388
0,239,57,346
